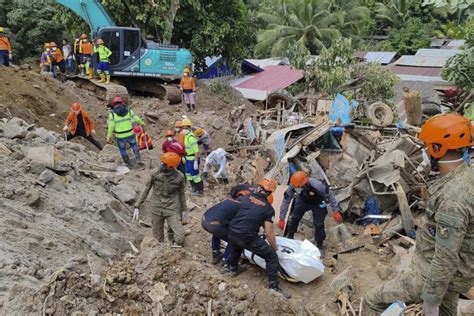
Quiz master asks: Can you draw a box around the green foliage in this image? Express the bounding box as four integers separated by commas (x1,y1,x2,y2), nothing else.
255,0,371,57
442,47,474,91
305,38,355,95
352,62,400,103
423,0,473,14
380,18,432,54
208,80,237,105
284,42,310,69
173,0,256,71
433,17,474,39
1,0,63,62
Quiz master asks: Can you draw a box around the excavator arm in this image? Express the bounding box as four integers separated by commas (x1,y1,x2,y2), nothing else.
55,0,115,34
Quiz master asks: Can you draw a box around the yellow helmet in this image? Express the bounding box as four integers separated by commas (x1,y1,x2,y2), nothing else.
181,118,192,127
0,27,4,33
195,128,204,137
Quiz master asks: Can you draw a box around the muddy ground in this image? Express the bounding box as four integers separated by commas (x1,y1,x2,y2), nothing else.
0,66,393,315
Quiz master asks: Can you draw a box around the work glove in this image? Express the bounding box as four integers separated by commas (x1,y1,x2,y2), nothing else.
193,160,198,171
132,208,139,222
63,125,69,132
332,211,343,224
91,129,96,134
8,53,12,60
278,219,285,231
422,301,439,316
107,137,113,144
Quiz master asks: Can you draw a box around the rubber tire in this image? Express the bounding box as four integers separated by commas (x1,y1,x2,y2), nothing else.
366,102,394,127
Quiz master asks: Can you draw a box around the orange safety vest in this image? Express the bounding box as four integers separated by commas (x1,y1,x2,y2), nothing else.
51,49,64,63
0,36,11,51
180,76,196,91
81,42,93,55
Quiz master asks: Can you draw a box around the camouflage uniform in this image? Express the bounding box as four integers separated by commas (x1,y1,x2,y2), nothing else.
363,164,474,315
135,167,187,245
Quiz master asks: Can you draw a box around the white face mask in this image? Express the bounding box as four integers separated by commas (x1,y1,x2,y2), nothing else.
422,149,431,167
167,137,173,142
52,47,57,51
182,129,189,134
46,48,51,52
174,128,181,132
295,188,303,194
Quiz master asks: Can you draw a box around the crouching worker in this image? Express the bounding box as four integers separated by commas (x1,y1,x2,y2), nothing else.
107,96,144,167
63,103,103,150
202,148,228,184
202,198,241,269
227,178,290,298
134,152,187,247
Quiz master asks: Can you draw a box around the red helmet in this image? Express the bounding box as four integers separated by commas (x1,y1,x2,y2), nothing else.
71,103,81,112
133,125,143,135
112,96,123,106
290,171,309,188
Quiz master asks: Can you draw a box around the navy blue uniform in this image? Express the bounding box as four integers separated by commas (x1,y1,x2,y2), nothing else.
202,198,241,261
228,192,280,287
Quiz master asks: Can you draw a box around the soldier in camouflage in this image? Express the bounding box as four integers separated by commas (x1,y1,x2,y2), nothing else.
363,113,474,316
134,152,187,247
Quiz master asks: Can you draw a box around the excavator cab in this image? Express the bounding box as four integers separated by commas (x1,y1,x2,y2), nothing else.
98,27,141,71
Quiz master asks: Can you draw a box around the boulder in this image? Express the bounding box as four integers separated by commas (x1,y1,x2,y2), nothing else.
211,118,223,130
110,183,136,203
31,128,57,144
37,169,55,184
3,118,29,139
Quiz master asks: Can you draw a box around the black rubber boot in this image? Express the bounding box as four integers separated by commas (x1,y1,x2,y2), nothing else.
123,156,132,167
212,251,223,265
189,181,196,193
269,281,291,299
229,264,247,277
192,104,197,114
220,261,231,274
193,180,204,196
186,104,192,112
316,240,325,258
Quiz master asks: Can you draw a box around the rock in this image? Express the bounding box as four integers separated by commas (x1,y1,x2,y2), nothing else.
31,127,57,144
211,118,223,130
110,183,136,203
32,84,41,89
25,146,55,171
376,263,393,280
67,142,86,152
38,169,55,184
127,285,142,299
234,301,249,313
3,118,28,139
218,282,226,292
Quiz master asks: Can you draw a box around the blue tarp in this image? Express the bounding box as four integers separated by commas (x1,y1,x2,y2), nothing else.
197,56,234,79
329,94,358,125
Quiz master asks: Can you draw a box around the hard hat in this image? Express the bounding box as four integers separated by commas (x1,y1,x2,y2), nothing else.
80,33,88,39
44,43,51,48
71,103,81,113
267,194,274,204
160,152,181,168
290,171,309,188
257,178,277,193
96,38,104,45
195,128,204,137
0,27,4,33
133,125,143,135
174,121,182,128
165,130,175,137
419,113,473,159
111,96,123,106
181,118,192,127
49,42,57,48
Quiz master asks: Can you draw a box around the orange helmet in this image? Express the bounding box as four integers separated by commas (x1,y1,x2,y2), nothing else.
290,171,309,188
175,121,182,128
49,42,57,48
80,33,88,39
195,128,204,137
257,178,277,192
267,194,274,204
165,130,174,137
419,113,473,159
71,103,81,112
160,152,181,168
96,38,104,45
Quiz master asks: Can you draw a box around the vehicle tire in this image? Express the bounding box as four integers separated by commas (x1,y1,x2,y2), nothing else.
366,102,393,127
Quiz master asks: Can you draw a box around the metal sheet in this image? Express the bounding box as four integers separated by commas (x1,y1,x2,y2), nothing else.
415,48,461,58
364,51,398,65
395,55,448,68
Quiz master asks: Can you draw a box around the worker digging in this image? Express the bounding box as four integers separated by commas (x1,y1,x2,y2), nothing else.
1,0,474,314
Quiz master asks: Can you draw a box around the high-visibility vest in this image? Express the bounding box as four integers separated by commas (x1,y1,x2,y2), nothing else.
94,45,112,62
108,111,136,139
184,132,199,159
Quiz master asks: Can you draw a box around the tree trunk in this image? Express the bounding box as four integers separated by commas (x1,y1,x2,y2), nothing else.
162,0,180,43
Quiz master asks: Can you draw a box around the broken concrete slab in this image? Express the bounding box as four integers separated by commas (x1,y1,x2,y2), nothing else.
110,183,136,204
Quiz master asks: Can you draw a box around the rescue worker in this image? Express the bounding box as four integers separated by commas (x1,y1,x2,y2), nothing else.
363,113,474,316
179,70,196,113
63,103,102,150
174,120,185,147
50,42,66,81
162,130,185,173
40,43,52,73
62,39,73,73
73,37,81,74
279,171,342,256
202,148,228,184
182,118,204,195
134,152,187,247
107,96,145,167
227,179,289,298
94,38,112,84
0,27,12,66
194,127,211,155
79,34,93,78
202,198,241,267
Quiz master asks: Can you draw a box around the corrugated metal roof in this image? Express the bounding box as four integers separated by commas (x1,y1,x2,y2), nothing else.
364,51,398,64
390,65,443,77
395,55,448,67
233,65,304,101
430,39,446,47
243,58,288,69
445,40,465,48
415,48,461,57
